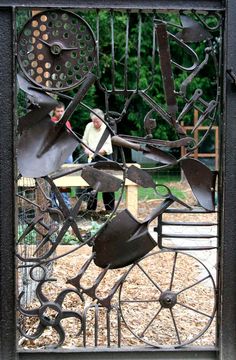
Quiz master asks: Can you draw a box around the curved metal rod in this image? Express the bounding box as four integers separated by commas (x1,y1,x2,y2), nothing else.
52,323,65,348
55,288,84,307
18,291,39,316
18,322,45,340
168,32,199,72
192,10,222,31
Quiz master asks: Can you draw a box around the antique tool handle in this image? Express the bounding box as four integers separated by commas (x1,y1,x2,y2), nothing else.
111,135,142,151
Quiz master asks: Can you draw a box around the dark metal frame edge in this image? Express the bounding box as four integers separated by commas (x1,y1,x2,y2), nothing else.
2,0,236,359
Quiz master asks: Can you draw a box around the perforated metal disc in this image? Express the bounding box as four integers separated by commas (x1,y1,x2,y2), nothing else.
17,9,96,91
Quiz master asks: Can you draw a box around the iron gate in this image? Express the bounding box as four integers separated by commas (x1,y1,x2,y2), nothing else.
1,1,236,360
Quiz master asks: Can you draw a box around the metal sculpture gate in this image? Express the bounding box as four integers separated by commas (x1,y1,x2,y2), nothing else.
1,1,236,360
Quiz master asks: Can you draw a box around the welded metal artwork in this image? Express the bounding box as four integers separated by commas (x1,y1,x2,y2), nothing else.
16,8,220,349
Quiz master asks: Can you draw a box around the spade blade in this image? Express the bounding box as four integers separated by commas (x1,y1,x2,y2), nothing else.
18,118,78,178
127,165,156,189
17,73,58,132
94,209,156,269
180,158,215,211
81,166,122,192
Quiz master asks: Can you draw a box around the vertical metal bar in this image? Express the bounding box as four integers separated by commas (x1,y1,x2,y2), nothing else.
157,214,163,248
136,11,142,91
110,10,115,91
216,16,224,350
117,308,121,347
146,11,156,91
96,9,101,80
219,1,236,359
124,11,129,92
94,305,99,347
0,7,16,360
106,310,111,347
82,313,87,347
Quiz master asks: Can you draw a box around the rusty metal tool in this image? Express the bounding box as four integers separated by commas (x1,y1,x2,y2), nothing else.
17,73,96,178
156,21,178,128
180,158,215,211
177,89,203,122
17,9,96,91
112,135,177,165
118,134,195,148
179,47,212,97
81,166,123,193
17,73,58,132
191,100,217,132
144,110,157,139
126,165,157,189
93,186,190,269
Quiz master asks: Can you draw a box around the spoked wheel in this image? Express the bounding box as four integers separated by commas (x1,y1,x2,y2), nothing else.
119,250,216,348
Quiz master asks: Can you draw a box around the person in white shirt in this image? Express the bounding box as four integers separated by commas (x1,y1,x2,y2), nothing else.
82,109,114,211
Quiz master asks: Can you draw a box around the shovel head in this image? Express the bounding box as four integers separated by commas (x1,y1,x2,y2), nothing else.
17,118,78,178
180,158,215,211
93,209,156,269
17,74,58,132
127,165,156,189
81,166,122,192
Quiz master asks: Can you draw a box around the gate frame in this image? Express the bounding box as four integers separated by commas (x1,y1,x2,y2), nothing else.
0,1,235,359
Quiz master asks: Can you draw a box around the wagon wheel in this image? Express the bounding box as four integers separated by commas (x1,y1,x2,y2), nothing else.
17,9,96,91
119,250,216,347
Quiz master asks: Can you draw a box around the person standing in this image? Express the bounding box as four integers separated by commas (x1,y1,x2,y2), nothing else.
82,108,115,211
50,102,73,209
51,102,73,163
